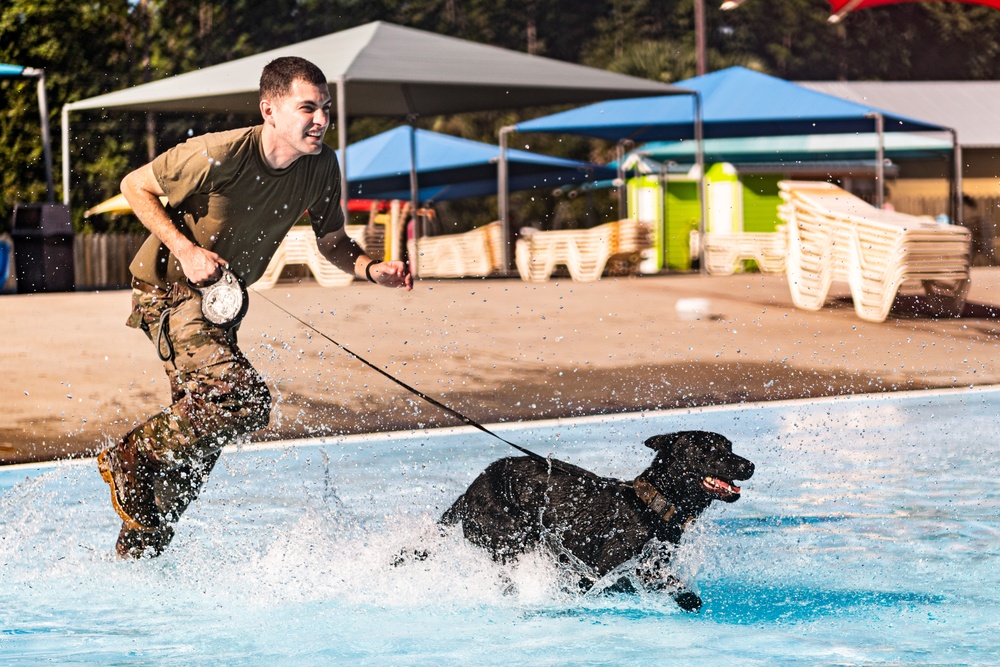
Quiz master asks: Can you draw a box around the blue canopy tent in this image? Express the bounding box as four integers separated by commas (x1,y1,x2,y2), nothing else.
339,126,614,203
1,63,54,201
507,67,959,268
514,66,948,142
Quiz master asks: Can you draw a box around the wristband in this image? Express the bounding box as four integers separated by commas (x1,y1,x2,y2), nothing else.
365,260,378,283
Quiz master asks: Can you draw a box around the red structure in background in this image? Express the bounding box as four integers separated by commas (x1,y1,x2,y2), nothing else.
828,0,1000,21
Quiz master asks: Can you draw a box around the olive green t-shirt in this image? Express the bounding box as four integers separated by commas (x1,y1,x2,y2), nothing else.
129,125,344,288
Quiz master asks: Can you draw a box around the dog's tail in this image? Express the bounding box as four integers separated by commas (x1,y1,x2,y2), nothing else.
439,494,466,526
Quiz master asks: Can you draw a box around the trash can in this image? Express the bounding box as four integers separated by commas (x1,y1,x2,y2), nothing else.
0,237,10,287
10,203,75,293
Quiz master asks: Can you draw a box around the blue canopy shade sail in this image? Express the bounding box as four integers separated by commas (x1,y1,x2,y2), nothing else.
0,63,27,77
337,126,614,202
514,66,949,142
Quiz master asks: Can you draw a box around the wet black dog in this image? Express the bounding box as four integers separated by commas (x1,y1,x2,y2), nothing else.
440,431,754,611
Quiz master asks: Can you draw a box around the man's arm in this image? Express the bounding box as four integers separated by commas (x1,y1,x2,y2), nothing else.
120,163,226,284
316,228,412,290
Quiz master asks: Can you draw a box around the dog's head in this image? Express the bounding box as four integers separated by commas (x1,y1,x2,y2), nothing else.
642,431,754,504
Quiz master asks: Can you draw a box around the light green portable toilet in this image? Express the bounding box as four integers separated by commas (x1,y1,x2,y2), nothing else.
627,173,701,272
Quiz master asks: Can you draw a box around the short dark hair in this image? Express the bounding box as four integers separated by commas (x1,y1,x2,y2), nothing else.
259,57,328,101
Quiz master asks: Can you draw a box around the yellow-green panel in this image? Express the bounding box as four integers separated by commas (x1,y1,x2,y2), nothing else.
664,181,700,271
741,174,784,233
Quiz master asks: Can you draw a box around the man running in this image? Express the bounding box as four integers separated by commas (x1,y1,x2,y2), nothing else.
98,56,412,558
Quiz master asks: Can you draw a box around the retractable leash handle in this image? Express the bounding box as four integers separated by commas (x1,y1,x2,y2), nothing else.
190,266,249,328
251,288,549,463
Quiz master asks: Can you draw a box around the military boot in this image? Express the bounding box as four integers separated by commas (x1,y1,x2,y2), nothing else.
116,522,175,559
97,437,161,532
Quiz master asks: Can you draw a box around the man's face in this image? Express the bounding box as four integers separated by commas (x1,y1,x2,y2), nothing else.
261,78,332,159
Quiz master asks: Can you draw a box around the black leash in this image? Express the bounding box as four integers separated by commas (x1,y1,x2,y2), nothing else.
252,288,549,463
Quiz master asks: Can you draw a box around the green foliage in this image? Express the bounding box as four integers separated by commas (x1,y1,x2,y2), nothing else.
1,0,132,232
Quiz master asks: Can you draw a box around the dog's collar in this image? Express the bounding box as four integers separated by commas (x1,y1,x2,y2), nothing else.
632,477,677,522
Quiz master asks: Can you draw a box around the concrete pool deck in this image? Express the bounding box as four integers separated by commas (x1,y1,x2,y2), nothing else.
4,267,1000,464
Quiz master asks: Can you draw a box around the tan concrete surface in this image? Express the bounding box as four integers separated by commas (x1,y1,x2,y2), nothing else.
3,268,999,464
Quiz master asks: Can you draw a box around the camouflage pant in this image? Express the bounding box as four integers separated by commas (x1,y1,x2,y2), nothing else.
123,281,271,521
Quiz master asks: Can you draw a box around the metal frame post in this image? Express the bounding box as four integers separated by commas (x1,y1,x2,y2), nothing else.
498,125,515,271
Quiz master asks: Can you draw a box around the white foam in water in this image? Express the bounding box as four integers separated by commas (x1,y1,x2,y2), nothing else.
2,387,1000,666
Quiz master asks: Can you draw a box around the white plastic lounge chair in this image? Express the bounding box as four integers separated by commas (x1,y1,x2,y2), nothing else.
252,227,354,289
407,221,503,278
701,229,787,275
515,219,651,283
778,181,971,323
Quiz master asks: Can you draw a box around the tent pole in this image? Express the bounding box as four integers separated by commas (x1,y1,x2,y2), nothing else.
336,77,349,223
694,92,707,275
694,0,707,76
498,125,515,272
951,129,963,226
23,68,54,203
616,142,626,220
408,119,420,278
872,112,885,209
61,104,72,206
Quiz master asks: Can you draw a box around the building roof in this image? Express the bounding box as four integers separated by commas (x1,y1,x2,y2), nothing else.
800,81,1000,148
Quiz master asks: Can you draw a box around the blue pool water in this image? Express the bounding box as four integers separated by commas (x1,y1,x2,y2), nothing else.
2,388,999,666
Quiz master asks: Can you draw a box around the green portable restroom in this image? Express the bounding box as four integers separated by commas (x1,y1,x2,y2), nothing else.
627,165,784,272
626,174,700,272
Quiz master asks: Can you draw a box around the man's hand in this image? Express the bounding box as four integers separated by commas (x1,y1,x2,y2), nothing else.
367,260,413,291
122,163,229,285
176,245,228,285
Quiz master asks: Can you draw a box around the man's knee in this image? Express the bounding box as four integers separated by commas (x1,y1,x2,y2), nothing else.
189,366,272,440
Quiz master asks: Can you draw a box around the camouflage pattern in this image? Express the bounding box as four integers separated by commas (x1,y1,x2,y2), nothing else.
125,282,271,464
117,281,271,544
116,449,222,558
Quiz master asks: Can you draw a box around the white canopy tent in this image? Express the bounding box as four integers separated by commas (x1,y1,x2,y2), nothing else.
61,21,690,249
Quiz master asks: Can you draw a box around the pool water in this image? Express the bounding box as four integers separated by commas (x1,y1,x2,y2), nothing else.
2,388,999,666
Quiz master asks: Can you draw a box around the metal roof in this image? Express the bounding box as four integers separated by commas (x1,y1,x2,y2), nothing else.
800,81,1000,148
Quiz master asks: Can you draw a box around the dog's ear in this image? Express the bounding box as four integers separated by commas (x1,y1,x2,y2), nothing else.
644,432,690,452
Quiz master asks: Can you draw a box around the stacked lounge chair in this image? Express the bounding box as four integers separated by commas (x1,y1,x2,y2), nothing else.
251,227,355,289
515,219,650,282
778,180,971,323
407,221,503,278
701,229,787,276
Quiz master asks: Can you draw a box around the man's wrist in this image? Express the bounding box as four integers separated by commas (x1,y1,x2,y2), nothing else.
365,259,378,283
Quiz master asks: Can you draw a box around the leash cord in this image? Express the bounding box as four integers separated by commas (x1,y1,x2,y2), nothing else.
252,289,549,462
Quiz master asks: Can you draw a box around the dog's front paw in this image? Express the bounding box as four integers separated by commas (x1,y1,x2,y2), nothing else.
390,548,429,567
672,590,702,612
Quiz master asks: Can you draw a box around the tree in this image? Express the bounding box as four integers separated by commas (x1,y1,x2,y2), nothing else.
1,0,133,231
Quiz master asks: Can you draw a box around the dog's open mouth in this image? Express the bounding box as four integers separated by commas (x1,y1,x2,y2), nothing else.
702,476,741,499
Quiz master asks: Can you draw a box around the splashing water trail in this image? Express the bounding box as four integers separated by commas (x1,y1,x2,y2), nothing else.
2,388,999,666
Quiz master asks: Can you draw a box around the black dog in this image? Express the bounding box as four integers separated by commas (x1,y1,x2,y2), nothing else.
440,431,754,611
